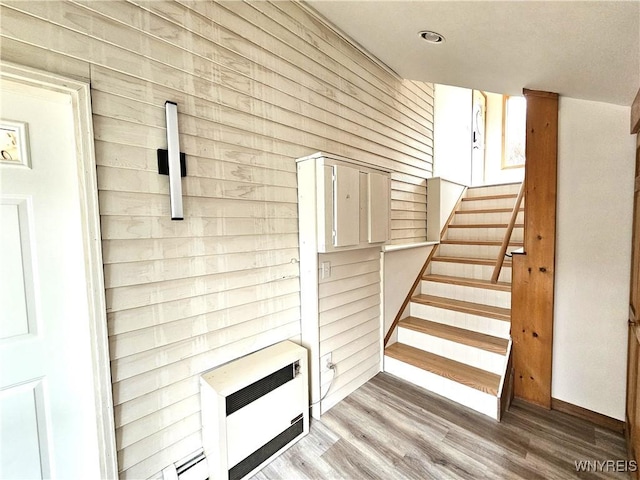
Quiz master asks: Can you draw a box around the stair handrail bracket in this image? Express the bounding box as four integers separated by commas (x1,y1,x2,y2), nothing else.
491,182,525,284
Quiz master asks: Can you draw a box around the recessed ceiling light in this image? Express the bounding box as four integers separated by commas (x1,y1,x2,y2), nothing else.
418,30,445,44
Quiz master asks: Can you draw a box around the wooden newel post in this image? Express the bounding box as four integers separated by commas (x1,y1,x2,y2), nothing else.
511,89,559,409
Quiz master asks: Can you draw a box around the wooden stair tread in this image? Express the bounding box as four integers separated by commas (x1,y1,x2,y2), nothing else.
440,240,524,247
456,208,524,214
432,256,513,267
385,343,501,395
467,182,521,190
399,317,509,354
448,223,524,229
462,193,517,202
422,273,511,291
411,294,511,321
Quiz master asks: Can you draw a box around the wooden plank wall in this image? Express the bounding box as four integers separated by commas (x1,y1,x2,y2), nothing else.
0,1,434,478
318,248,382,414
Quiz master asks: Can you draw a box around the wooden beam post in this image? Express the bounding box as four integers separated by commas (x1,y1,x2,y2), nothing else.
511,89,559,408
632,87,640,135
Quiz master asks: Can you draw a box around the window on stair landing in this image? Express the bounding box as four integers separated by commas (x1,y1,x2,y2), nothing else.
501,95,527,169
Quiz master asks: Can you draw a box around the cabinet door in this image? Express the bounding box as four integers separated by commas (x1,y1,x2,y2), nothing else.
332,165,359,247
368,172,390,243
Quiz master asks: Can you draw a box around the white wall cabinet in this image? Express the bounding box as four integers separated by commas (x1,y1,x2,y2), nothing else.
296,152,390,419
297,152,391,253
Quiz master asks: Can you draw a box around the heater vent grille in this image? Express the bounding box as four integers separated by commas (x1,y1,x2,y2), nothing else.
228,418,304,480
225,362,296,416
200,341,308,480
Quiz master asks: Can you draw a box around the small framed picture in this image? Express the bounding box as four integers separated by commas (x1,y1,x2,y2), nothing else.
0,120,30,168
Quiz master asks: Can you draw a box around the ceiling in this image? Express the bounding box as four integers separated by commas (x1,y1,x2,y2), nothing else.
305,1,640,106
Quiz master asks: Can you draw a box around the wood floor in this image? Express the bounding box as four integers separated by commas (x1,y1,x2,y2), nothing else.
251,373,629,480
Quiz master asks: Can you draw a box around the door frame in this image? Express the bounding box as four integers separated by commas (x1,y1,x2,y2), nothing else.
0,61,118,479
626,86,640,477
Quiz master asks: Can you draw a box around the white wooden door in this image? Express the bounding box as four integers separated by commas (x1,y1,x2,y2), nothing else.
471,90,487,186
0,78,104,478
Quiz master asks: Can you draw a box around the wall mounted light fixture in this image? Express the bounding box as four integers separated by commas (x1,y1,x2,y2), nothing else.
157,101,186,220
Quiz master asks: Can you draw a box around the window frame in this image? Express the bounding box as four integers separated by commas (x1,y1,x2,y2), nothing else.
501,95,527,170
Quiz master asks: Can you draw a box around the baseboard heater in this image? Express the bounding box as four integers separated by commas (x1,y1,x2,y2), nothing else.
200,341,309,480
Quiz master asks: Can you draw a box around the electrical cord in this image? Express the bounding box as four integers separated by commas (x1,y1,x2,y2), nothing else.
310,362,337,407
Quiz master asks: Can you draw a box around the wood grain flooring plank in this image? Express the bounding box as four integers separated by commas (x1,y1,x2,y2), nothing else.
507,400,596,445
258,447,334,480
321,401,417,472
375,373,531,458
339,393,501,480
594,427,627,451
253,373,628,480
525,436,628,480
319,438,387,480
354,381,451,442
442,428,546,480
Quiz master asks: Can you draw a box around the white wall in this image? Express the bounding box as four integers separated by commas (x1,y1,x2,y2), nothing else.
318,248,382,414
484,92,524,185
553,97,635,420
434,85,472,186
382,245,434,343
0,2,435,477
426,177,466,242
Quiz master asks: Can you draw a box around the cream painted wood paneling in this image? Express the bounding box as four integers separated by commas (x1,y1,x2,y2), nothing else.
318,248,381,414
0,1,433,477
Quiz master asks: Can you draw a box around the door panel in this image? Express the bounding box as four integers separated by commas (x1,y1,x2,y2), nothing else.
0,199,37,341
0,379,51,479
0,78,101,478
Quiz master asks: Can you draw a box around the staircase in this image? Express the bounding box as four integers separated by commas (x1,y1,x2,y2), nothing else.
384,182,524,420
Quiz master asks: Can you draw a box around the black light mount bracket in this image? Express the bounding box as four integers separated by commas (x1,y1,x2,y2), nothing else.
157,149,187,177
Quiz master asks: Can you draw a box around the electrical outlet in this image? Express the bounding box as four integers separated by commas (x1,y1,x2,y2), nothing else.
320,261,331,280
320,353,332,372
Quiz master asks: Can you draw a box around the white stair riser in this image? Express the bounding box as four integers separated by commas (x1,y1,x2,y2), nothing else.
452,211,524,226
397,328,506,375
429,261,512,283
384,356,499,420
420,280,511,309
438,243,522,260
460,197,525,211
465,184,521,198
409,302,511,339
446,226,524,242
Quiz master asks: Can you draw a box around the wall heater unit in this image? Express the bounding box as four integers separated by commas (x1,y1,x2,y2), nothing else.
200,341,309,480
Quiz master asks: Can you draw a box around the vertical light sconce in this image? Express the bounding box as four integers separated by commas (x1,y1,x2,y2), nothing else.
157,101,186,220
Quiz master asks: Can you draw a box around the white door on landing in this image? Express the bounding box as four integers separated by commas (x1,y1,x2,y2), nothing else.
0,78,104,478
471,90,487,186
